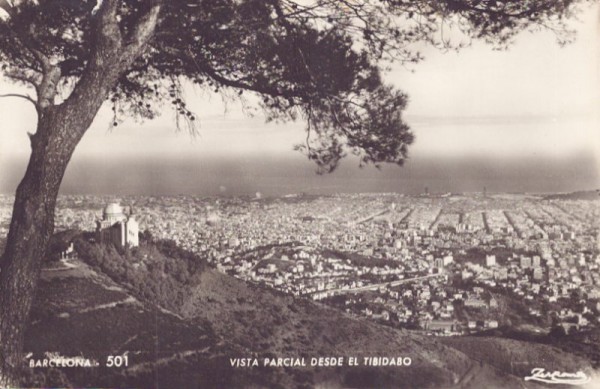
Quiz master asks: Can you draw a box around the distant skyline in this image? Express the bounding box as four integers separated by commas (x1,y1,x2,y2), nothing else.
1,4,598,195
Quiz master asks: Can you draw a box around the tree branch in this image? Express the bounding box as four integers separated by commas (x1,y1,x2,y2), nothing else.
4,70,40,89
2,23,51,73
36,65,61,109
123,2,162,58
97,0,121,32
0,0,13,19
93,0,124,57
199,62,294,99
0,93,38,108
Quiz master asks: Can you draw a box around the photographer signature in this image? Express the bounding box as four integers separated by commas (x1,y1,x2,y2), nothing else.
524,368,590,385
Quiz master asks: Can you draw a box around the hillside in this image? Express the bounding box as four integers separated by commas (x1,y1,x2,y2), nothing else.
468,326,600,369
21,237,596,388
25,258,296,388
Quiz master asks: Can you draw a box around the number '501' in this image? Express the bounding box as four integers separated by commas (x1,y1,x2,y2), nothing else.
107,355,129,367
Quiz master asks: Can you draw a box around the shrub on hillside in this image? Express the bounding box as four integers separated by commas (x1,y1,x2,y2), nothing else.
74,236,207,314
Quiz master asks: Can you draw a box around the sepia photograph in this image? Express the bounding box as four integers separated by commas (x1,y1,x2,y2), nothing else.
0,0,599,388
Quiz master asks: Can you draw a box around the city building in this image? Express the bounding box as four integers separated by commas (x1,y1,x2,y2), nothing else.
520,256,532,269
96,203,139,248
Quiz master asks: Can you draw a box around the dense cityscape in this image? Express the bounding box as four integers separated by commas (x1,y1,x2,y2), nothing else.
1,192,598,337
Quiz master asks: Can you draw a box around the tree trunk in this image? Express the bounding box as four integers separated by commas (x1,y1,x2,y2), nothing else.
0,3,160,385
0,105,94,386
0,63,124,385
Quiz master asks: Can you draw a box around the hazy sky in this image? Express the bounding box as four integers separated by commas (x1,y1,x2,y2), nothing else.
1,4,599,195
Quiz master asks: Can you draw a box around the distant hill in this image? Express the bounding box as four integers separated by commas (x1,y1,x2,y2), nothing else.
22,235,596,388
543,190,600,200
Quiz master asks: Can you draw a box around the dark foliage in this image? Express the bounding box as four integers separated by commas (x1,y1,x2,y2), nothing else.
0,0,592,171
75,237,207,313
46,229,79,261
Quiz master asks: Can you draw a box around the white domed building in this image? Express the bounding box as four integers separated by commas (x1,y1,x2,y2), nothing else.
96,203,139,247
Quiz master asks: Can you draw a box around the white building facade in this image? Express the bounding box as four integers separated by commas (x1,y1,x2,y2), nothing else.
96,203,139,248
